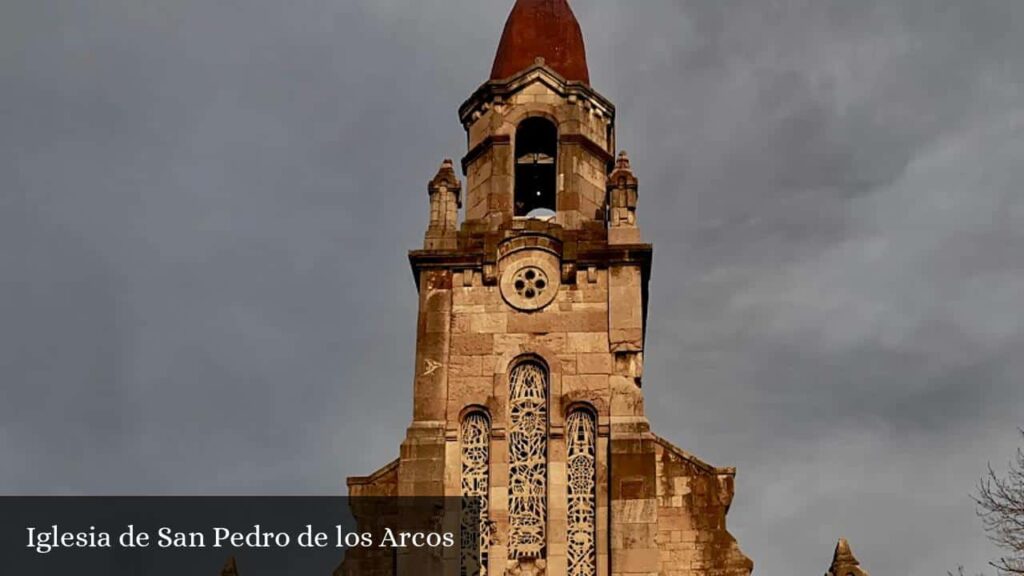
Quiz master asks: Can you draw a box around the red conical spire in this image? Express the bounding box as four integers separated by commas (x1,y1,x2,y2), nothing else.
491,0,590,84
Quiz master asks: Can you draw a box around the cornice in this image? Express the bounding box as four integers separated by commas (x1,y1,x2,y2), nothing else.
459,63,616,128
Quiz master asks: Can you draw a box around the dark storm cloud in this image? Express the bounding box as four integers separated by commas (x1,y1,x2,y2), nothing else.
585,1,1024,575
1,1,1022,575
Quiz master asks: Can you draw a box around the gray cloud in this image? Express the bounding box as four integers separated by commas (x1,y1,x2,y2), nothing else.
2,1,1022,575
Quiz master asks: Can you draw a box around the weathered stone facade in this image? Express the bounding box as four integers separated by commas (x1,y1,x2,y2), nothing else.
211,4,879,576
346,2,752,576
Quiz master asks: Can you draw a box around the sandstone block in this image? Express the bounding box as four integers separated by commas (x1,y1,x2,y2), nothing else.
615,549,661,572
567,332,609,353
578,353,613,374
563,374,608,393
449,355,483,378
451,333,494,356
471,312,507,334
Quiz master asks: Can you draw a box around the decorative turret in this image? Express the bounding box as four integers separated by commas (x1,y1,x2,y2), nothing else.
825,539,871,576
424,159,462,250
607,151,640,244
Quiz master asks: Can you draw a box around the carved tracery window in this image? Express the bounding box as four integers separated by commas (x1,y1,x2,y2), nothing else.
566,410,597,576
461,412,491,576
508,361,548,559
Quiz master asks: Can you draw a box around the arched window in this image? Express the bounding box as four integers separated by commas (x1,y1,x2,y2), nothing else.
566,409,597,576
508,361,548,558
514,118,558,218
461,412,491,576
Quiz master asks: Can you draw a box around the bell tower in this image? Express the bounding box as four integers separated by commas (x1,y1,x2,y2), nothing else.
347,2,752,576
458,0,613,231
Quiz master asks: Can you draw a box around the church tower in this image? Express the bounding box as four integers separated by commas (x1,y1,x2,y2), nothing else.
348,2,753,576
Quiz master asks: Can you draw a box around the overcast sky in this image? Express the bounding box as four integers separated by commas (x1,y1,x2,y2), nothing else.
2,1,1023,575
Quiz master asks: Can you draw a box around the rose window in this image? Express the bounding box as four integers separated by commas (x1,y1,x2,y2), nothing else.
513,267,549,302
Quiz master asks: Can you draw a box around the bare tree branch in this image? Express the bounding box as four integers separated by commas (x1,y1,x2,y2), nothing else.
950,565,988,576
974,430,1024,576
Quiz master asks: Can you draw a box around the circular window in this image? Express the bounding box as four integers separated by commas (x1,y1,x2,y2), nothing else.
513,267,549,302
500,257,560,312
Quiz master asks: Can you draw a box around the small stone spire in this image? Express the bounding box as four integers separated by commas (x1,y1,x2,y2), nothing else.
826,539,870,576
834,538,858,565
613,150,632,173
425,159,462,250
607,151,640,244
429,159,462,197
220,556,239,576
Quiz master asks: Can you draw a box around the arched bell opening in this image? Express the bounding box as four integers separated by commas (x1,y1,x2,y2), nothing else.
514,118,558,218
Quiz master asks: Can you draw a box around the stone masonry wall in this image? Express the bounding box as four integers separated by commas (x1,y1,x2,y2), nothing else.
444,264,613,576
654,438,752,576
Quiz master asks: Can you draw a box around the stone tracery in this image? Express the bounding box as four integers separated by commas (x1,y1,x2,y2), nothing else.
508,362,549,559
566,410,597,576
461,412,491,576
